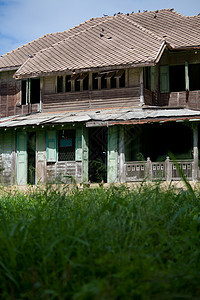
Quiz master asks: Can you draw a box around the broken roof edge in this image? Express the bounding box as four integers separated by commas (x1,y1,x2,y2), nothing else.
0,66,19,73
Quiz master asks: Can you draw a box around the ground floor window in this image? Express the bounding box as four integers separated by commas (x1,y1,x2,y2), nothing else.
58,130,75,161
125,123,193,162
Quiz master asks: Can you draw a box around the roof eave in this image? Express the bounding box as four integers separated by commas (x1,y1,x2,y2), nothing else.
14,61,156,79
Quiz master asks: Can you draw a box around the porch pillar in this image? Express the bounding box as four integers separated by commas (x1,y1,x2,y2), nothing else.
193,124,198,181
107,126,118,183
36,130,46,184
140,68,144,106
119,126,125,183
185,62,189,91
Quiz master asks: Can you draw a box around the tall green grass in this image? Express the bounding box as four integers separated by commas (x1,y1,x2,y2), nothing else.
0,183,200,299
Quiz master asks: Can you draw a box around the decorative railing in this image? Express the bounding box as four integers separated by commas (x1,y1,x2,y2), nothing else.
125,157,195,182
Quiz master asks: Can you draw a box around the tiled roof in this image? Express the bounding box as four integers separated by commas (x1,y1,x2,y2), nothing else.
1,9,200,77
125,9,200,48
15,15,164,78
0,17,104,70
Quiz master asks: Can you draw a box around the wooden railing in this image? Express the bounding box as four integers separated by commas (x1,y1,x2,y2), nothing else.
125,157,194,182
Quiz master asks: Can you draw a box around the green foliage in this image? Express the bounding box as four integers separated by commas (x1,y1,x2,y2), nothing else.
0,183,200,299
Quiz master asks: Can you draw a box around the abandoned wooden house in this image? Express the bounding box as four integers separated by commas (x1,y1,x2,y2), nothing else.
0,8,200,185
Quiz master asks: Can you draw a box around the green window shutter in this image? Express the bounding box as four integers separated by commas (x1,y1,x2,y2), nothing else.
82,127,88,182
160,66,169,93
150,66,155,91
75,127,82,161
46,131,57,162
17,131,27,185
107,126,118,183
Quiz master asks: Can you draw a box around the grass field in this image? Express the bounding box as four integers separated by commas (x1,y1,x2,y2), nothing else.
0,183,200,299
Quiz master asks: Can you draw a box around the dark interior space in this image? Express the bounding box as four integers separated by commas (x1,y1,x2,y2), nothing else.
65,75,71,92
189,63,200,91
169,65,185,92
30,78,40,104
27,132,36,185
89,127,107,182
125,123,193,162
21,80,27,105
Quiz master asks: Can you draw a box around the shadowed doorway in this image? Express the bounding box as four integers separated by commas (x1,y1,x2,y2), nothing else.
89,127,107,183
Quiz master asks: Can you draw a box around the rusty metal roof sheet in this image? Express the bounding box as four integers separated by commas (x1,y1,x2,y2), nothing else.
1,107,200,128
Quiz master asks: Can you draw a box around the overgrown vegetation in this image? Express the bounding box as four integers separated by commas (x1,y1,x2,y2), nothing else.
0,183,200,299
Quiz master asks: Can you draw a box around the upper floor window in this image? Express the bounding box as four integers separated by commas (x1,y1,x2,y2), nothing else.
21,78,40,104
65,75,71,92
189,63,200,91
56,70,126,93
169,65,185,92
21,80,27,105
57,76,63,93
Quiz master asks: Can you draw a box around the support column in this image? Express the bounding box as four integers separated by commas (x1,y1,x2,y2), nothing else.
185,61,189,91
107,126,118,183
140,68,144,106
193,124,198,181
36,130,46,184
119,126,125,183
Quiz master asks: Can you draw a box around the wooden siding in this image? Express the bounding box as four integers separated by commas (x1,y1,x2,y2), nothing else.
0,131,16,185
160,50,200,66
43,87,140,111
46,161,82,183
159,90,200,108
0,71,21,118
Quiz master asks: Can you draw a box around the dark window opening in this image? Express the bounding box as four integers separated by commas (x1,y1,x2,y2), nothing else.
92,73,98,90
119,71,125,88
83,74,89,90
57,76,63,93
75,76,80,92
65,75,71,92
169,65,185,92
111,74,116,88
21,80,27,105
30,78,40,104
189,64,200,91
101,74,107,89
125,123,192,162
58,130,75,161
144,67,151,90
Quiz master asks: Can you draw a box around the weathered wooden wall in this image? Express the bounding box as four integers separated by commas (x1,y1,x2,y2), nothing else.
159,91,200,108
42,87,140,111
42,68,141,111
46,161,82,183
0,130,16,185
160,50,200,66
0,71,21,118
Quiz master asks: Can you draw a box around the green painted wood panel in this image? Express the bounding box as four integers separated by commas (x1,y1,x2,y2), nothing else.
160,65,169,93
46,131,57,162
17,131,27,185
82,127,88,182
150,66,155,91
107,126,118,183
36,130,46,184
75,127,82,161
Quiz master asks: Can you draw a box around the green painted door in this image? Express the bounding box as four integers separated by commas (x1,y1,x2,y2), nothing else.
17,131,27,185
160,66,169,93
107,126,118,183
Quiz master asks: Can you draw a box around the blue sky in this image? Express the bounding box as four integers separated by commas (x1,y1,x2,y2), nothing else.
0,0,200,57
